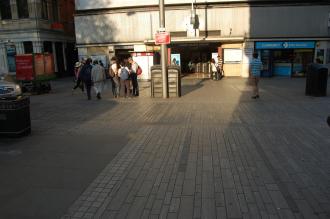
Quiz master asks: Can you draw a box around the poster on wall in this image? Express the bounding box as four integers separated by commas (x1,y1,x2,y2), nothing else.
224,49,242,63
90,55,108,68
212,53,219,65
6,45,16,72
131,52,154,80
171,54,181,66
34,54,45,76
44,53,55,74
15,54,34,80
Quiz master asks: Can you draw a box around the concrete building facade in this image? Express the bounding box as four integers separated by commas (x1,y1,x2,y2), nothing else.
74,0,330,79
0,0,76,77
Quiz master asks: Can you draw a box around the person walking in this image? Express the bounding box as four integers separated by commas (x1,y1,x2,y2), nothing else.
210,58,218,81
79,58,93,100
119,60,131,98
109,57,120,98
91,60,106,100
250,52,263,99
128,57,139,96
72,61,84,93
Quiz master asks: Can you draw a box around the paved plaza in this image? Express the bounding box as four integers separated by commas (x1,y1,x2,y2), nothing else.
0,77,330,219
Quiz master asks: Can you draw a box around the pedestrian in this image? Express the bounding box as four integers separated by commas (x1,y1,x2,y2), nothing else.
109,57,120,98
128,57,139,96
119,60,131,98
327,116,330,127
250,52,263,99
79,58,93,100
72,61,84,93
91,60,106,100
210,58,218,81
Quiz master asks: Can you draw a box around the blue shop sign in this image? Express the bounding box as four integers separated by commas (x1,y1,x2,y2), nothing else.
256,41,315,49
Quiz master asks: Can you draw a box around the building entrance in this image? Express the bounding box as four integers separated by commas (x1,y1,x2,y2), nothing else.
169,43,219,78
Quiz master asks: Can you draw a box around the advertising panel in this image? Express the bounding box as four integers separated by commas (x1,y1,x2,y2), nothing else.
34,54,45,76
44,53,55,74
15,54,34,80
6,45,16,72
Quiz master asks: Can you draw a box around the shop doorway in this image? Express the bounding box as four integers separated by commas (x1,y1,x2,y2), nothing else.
169,43,219,78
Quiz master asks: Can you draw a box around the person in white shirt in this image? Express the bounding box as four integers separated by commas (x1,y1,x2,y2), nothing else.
109,57,120,98
91,60,105,99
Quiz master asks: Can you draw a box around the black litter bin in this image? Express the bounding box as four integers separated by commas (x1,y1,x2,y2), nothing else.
0,97,31,137
305,64,328,97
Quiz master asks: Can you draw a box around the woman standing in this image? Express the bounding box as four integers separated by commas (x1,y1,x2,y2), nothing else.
119,60,131,98
109,57,120,98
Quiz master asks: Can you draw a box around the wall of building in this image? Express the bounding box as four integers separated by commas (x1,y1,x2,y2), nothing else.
0,0,77,75
75,5,330,45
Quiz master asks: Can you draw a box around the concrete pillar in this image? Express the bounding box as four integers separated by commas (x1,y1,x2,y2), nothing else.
52,42,58,72
15,42,25,54
62,42,67,71
0,43,9,73
33,41,43,53
242,41,254,78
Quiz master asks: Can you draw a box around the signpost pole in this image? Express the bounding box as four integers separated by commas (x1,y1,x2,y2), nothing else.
159,0,168,98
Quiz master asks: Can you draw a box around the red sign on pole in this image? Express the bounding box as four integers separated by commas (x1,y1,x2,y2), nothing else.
155,32,171,45
16,54,34,81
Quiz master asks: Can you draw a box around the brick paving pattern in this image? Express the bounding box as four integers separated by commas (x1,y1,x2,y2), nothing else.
58,78,330,219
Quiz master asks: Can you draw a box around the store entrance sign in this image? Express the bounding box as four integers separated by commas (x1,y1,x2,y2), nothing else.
256,41,315,49
155,32,171,45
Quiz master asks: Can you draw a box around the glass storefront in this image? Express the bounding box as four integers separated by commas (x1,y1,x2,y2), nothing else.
256,41,315,77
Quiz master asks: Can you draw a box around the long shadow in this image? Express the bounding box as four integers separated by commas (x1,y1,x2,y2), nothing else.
181,78,207,96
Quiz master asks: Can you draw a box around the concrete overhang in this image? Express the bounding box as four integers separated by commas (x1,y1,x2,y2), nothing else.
144,37,245,44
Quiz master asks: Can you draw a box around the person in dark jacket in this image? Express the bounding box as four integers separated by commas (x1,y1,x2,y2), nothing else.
79,58,93,100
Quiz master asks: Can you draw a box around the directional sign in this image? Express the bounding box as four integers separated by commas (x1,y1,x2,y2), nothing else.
155,32,171,45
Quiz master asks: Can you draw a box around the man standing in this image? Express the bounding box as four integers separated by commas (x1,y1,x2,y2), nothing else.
128,57,139,96
91,60,106,100
79,58,93,100
250,52,263,99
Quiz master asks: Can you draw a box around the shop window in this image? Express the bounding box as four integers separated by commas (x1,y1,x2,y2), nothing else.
0,0,12,20
43,41,53,53
6,45,16,72
327,49,330,64
23,41,33,54
41,0,48,19
17,0,29,19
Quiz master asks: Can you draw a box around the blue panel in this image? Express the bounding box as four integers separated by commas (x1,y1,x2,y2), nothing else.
273,65,292,76
256,41,315,49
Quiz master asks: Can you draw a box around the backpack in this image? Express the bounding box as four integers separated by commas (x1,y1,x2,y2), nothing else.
136,66,142,75
120,67,129,80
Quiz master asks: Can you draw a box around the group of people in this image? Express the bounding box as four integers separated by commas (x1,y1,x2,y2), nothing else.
72,56,140,100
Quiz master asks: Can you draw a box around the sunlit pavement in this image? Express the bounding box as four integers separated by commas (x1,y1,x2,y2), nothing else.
1,77,330,219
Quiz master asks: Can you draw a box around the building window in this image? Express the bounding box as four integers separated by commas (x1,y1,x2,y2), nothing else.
23,41,33,54
43,41,53,53
41,0,48,19
0,0,12,20
52,0,59,22
17,0,29,19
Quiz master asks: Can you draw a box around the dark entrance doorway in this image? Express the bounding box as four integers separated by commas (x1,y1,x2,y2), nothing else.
55,42,65,77
169,42,219,78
